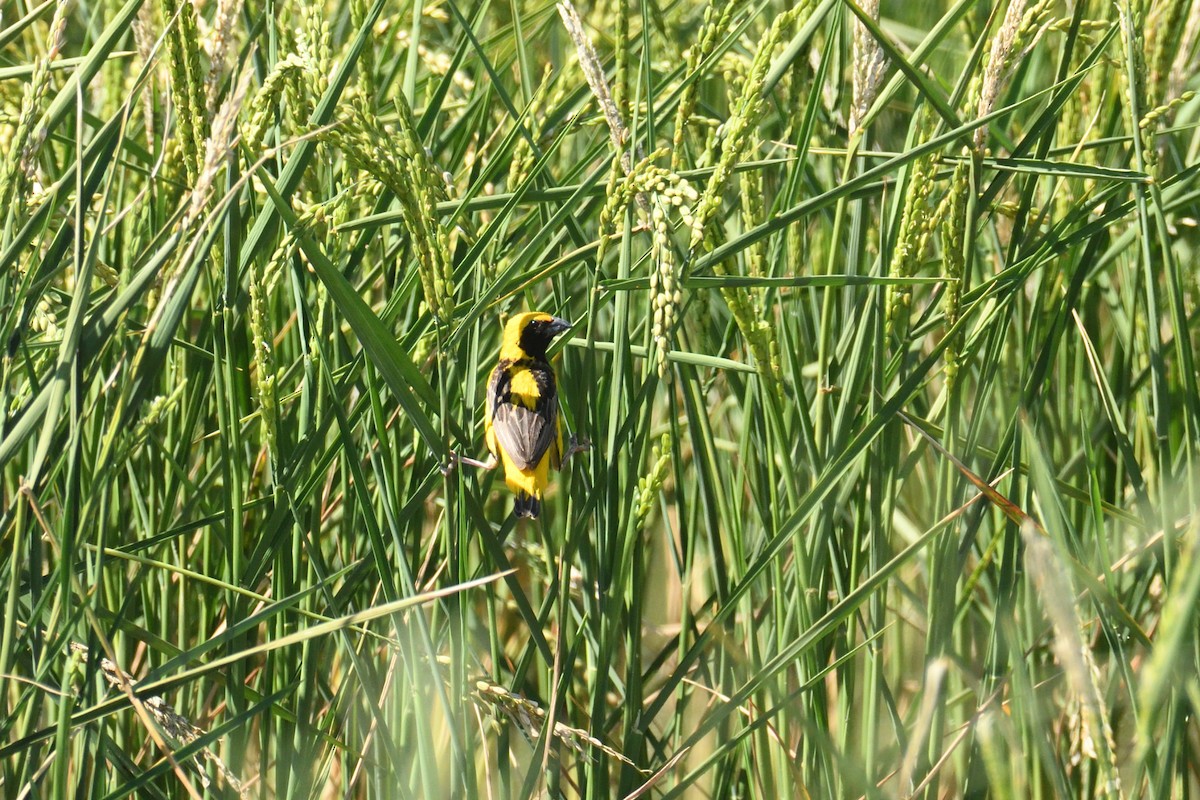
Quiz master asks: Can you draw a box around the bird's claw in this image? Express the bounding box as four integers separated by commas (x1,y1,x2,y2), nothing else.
443,448,498,475
563,435,591,465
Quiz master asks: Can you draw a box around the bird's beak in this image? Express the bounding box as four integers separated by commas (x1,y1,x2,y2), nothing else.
547,317,572,336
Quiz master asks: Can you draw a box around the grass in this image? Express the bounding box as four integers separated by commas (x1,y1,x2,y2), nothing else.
2,0,1199,796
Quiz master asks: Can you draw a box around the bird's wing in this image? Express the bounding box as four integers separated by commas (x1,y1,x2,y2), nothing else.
491,400,557,471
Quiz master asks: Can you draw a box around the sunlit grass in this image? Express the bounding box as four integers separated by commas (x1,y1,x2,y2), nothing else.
2,0,1199,797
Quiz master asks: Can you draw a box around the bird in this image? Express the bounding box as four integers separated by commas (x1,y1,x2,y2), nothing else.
477,311,573,518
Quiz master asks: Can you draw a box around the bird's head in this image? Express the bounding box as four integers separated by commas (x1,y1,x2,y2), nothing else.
501,311,572,360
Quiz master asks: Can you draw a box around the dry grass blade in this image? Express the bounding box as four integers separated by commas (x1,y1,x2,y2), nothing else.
67,642,247,797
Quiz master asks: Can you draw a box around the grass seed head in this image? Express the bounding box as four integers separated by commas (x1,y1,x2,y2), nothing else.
887,103,945,340
939,157,970,382
672,0,737,171
850,0,887,136
0,0,71,218
243,53,307,148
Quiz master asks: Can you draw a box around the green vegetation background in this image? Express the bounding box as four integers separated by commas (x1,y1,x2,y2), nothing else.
1,0,1198,796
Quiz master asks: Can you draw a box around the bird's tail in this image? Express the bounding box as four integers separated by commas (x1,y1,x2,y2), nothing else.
514,492,541,519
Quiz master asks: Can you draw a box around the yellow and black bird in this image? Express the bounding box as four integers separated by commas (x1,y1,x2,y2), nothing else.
482,311,573,518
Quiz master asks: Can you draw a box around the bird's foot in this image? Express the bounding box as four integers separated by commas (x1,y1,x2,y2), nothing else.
441,449,497,476
562,435,591,465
